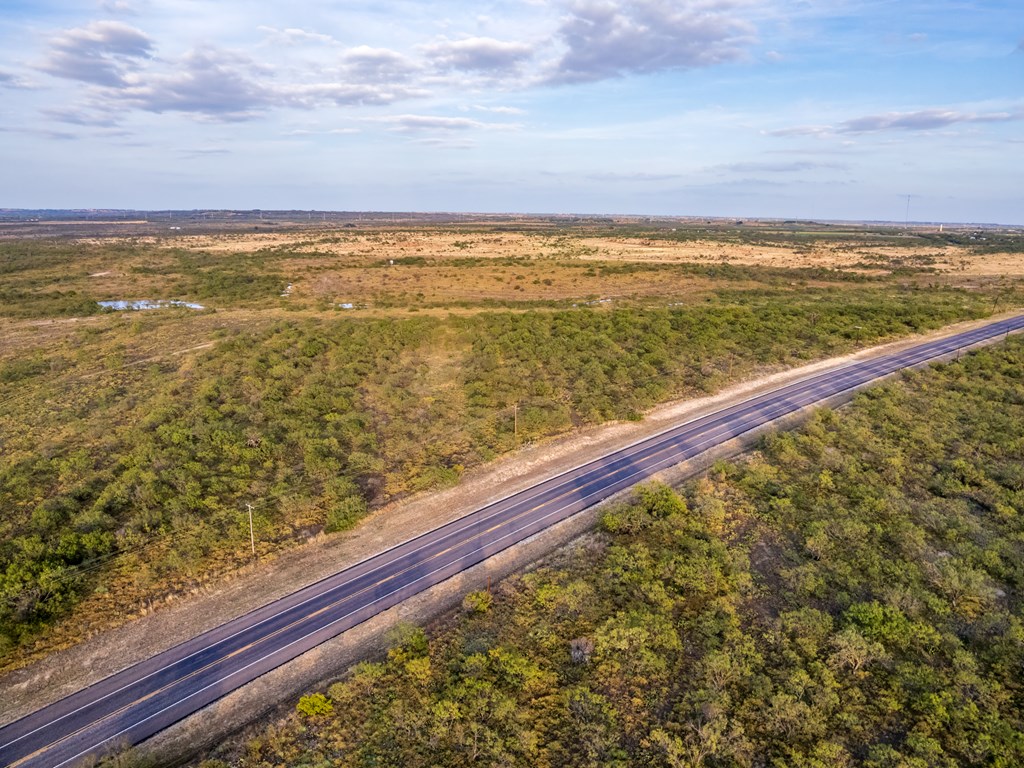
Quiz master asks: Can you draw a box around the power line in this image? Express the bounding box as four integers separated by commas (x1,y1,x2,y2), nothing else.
2,305,1005,605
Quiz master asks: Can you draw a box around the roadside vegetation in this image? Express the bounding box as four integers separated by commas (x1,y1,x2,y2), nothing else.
0,223,1019,671
198,338,1024,768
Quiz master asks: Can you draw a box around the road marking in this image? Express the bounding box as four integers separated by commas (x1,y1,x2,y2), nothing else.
9,319,1016,764
0,324,893,751
6,323,1012,765
5,315,1022,767
12,313,1009,754
10,344,938,764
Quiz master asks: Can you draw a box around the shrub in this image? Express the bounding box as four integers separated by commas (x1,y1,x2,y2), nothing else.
462,589,493,614
325,495,368,533
296,693,334,718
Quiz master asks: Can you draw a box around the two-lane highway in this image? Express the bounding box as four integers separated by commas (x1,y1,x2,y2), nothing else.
3,314,1023,768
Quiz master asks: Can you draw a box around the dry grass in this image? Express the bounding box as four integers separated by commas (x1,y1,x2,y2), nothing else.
15,227,1016,321
160,228,1024,276
1,220,1019,674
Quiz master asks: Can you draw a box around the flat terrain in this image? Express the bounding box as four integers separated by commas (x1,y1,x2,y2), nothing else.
0,214,1021,678
4,313,1020,768
165,227,1023,277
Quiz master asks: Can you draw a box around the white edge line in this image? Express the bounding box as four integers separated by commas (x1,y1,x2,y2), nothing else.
43,326,1012,768
10,316,1023,763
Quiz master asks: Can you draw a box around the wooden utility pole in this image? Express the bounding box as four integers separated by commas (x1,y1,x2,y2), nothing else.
514,402,518,438
246,503,256,557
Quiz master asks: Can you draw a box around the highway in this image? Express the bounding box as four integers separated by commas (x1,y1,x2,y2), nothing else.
2,314,1023,768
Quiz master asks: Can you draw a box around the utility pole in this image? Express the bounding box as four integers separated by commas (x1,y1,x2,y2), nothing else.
246,503,256,557
514,402,518,439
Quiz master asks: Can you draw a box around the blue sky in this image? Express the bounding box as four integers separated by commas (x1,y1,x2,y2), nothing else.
1,1,1021,222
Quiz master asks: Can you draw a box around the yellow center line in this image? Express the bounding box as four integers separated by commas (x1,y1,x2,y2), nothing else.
16,323,1016,768
4,339,917,758
15,369,846,766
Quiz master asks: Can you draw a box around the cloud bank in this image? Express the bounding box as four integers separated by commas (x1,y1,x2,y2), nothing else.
771,108,1023,137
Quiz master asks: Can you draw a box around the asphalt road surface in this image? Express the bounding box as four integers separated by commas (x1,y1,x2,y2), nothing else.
3,314,1023,768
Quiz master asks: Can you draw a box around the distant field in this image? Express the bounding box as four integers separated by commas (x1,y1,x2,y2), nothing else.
0,218,1020,669
2,221,1021,320
166,225,1024,278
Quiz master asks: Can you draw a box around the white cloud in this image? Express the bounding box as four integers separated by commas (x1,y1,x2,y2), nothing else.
0,70,35,89
99,0,138,15
374,114,489,132
837,108,1020,134
119,46,270,120
281,127,361,137
422,36,534,72
25,3,759,128
341,46,421,83
474,105,526,114
765,125,831,137
718,160,845,172
41,106,121,127
39,21,153,86
369,114,522,133
771,107,1024,137
547,0,757,84
279,82,428,109
0,125,79,140
178,147,231,158
65,39,428,122
258,26,339,46
410,136,477,149
586,171,681,181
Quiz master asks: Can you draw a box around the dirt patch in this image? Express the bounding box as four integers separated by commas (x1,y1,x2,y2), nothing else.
287,259,751,305
573,236,988,274
165,231,544,258
155,229,1023,277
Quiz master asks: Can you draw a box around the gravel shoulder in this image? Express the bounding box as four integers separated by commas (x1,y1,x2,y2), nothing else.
1,310,1018,727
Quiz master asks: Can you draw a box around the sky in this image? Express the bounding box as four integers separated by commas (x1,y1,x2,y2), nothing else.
0,1,1021,222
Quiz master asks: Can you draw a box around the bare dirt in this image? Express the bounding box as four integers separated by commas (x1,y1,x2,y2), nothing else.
160,229,1023,277
571,236,1024,276
11,227,1019,328
3,309,1020,728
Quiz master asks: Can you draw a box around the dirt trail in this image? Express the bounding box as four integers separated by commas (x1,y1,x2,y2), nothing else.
2,310,1020,726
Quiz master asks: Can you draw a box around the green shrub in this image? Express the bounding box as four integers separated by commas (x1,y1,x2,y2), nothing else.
462,590,493,614
325,495,368,533
296,693,334,718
